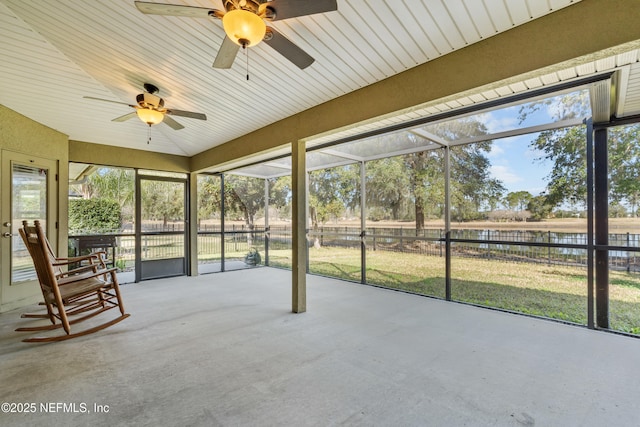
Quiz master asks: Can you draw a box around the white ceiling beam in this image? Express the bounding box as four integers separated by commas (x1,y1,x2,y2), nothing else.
409,128,450,146
447,117,585,147
318,148,365,162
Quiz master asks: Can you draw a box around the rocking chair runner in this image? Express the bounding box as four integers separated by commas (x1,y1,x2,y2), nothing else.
17,220,129,342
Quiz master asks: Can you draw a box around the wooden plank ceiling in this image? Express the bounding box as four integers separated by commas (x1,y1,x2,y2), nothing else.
1,0,637,159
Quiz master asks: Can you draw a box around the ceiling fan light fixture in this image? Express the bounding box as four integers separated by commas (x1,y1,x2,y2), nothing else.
136,108,164,126
222,9,266,47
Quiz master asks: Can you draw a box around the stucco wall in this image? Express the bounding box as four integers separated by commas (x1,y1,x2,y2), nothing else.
69,140,190,173
0,104,69,311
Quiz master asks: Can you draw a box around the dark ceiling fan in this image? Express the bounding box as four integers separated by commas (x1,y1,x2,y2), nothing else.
84,83,206,130
134,0,338,70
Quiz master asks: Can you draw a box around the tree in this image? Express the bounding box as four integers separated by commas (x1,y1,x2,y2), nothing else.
450,142,502,222
527,195,554,220
609,202,627,218
224,175,266,228
485,179,506,212
269,176,292,220
197,175,222,228
520,90,590,210
505,191,533,211
366,157,410,220
71,167,134,224
404,149,445,228
359,117,506,229
197,175,291,231
609,124,640,216
522,90,640,215
530,126,587,208
307,115,503,231
412,118,504,226
140,180,184,229
308,165,360,230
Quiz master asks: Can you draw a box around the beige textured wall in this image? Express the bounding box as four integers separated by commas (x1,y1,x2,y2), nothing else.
69,140,190,172
0,104,69,310
0,105,69,161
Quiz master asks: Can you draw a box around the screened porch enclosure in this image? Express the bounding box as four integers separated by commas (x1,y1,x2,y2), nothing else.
67,73,640,337
222,75,640,337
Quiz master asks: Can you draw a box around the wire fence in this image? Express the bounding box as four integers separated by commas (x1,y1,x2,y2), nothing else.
306,226,640,272
68,225,640,274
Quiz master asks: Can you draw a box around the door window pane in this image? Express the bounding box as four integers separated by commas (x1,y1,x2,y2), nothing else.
12,164,47,283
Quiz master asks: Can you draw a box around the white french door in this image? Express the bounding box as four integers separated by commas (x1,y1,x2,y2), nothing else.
1,150,57,310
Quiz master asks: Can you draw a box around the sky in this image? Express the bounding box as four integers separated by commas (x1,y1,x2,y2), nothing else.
486,133,550,196
477,96,580,198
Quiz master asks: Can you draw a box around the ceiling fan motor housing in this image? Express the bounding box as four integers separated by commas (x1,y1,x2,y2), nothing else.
136,92,164,109
223,0,261,13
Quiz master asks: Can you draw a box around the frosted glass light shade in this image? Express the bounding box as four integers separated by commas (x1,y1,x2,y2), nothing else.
137,108,164,125
222,9,266,47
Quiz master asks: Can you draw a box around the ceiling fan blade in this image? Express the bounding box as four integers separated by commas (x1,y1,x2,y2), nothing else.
165,109,207,120
213,36,240,69
84,96,134,107
163,115,185,130
264,27,314,69
112,112,138,122
134,1,221,18
259,0,337,21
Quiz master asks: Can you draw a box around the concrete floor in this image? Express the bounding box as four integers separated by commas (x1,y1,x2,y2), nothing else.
1,268,639,427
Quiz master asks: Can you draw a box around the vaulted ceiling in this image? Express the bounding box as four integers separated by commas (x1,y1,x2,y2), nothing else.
2,0,640,169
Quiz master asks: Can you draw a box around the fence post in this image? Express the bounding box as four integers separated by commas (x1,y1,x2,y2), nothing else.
627,232,631,272
400,226,404,252
372,228,377,251
360,230,366,284
306,230,310,274
548,231,551,265
265,226,270,266
233,224,237,252
486,229,491,259
445,230,451,301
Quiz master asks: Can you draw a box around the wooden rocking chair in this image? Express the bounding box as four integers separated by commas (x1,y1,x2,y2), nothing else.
18,223,109,322
16,220,129,343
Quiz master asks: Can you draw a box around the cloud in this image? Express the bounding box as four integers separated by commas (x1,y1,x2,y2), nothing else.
490,165,522,184
477,112,519,134
488,144,505,157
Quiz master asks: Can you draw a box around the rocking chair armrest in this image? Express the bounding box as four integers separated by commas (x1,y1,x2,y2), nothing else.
52,251,107,266
57,264,101,277
57,267,117,286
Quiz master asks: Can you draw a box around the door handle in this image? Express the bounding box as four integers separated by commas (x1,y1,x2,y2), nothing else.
2,232,12,238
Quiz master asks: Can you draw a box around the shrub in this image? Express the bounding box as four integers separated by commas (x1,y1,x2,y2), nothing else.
69,199,121,233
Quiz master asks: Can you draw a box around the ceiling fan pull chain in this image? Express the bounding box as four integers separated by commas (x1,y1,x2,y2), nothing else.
246,45,250,81
147,124,152,144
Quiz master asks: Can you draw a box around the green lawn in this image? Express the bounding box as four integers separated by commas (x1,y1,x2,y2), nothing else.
270,246,640,335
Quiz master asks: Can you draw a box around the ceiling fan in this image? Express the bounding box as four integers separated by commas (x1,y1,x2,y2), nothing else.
84,83,207,131
134,0,338,70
